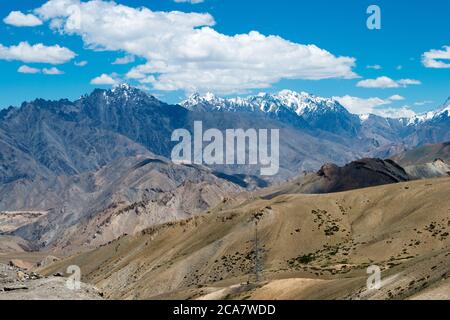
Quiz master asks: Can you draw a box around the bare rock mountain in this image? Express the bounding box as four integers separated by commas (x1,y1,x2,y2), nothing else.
5,154,243,251
1,86,449,253
392,141,450,166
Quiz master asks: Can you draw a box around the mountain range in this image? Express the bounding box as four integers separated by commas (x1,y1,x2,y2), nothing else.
1,85,449,185
0,85,449,300
182,90,450,142
0,85,449,251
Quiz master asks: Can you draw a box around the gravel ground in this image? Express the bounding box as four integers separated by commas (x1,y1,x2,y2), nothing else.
0,263,103,300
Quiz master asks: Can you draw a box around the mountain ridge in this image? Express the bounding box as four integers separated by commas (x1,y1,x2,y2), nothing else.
181,89,450,126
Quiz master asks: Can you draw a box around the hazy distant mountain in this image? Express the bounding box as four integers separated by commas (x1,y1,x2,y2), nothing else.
392,141,450,165
403,159,450,180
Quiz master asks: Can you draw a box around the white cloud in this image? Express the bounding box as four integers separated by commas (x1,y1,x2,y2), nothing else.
33,0,357,93
357,76,421,88
334,95,415,118
334,95,390,114
18,65,41,74
90,73,117,85
43,67,64,75
414,100,433,106
357,76,399,88
174,0,204,3
3,11,43,27
112,55,135,65
397,79,421,86
375,106,416,119
74,60,87,67
17,65,64,75
388,94,405,101
0,41,75,64
366,64,381,70
422,46,450,69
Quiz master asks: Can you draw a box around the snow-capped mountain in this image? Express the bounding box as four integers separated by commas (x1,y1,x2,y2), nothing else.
1,85,449,192
182,90,361,135
182,90,347,115
182,90,450,128
405,97,450,125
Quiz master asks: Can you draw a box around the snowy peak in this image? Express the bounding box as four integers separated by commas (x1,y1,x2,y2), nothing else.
181,90,347,117
109,83,150,100
273,90,346,116
436,97,450,116
406,97,450,125
184,92,227,111
85,83,157,107
181,90,358,134
182,91,449,129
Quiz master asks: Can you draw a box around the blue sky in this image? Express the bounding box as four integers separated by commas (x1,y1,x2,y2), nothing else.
0,0,449,117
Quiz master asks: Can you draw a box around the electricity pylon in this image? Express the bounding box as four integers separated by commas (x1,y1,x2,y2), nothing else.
253,220,261,283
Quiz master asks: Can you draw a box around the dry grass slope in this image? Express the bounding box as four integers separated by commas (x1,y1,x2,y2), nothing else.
41,177,450,300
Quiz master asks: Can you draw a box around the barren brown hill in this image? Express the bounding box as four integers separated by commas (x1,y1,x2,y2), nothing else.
41,177,450,300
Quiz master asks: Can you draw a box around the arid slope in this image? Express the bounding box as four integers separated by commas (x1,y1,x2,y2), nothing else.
41,177,450,300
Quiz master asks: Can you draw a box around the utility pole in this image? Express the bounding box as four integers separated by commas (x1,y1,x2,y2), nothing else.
254,220,260,283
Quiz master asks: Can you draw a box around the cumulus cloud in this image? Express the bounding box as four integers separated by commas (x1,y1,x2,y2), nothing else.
422,46,450,69
90,73,117,85
397,79,421,86
375,106,416,119
334,95,391,114
0,41,75,64
17,65,64,75
334,95,415,118
112,55,135,65
3,11,43,27
43,67,64,74
74,60,87,67
18,65,41,74
357,76,421,88
33,0,357,93
357,76,398,88
388,94,405,101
